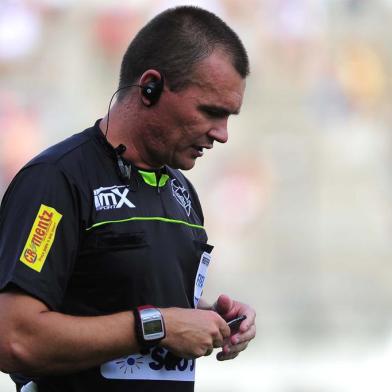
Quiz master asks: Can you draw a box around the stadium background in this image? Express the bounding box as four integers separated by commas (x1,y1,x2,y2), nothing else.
1,0,392,391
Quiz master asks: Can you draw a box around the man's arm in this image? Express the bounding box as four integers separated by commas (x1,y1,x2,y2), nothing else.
0,289,137,375
0,289,230,376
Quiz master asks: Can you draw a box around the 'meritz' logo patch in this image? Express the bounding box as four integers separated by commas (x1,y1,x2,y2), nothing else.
171,179,191,216
20,204,62,272
93,185,135,211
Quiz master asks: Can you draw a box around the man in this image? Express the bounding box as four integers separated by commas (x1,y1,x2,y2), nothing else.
0,6,256,392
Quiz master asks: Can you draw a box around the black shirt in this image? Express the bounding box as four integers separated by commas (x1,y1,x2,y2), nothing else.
0,120,213,391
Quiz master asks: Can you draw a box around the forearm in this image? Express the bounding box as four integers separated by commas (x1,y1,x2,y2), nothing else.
19,311,137,375
0,292,139,376
0,291,233,376
16,307,230,374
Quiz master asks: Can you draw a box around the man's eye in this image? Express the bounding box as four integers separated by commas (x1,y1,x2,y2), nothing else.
204,109,225,118
205,110,216,117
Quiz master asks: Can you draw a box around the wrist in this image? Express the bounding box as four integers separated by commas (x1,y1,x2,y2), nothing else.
133,305,166,349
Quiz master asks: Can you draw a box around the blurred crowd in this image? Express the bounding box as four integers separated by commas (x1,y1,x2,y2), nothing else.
2,0,392,391
1,0,390,183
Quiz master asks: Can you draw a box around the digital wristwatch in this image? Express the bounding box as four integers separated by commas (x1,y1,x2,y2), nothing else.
134,305,166,349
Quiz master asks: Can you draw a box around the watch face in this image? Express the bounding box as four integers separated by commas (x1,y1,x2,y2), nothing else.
144,319,163,335
140,308,165,341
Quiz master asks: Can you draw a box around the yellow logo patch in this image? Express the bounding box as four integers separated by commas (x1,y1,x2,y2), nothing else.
20,204,62,272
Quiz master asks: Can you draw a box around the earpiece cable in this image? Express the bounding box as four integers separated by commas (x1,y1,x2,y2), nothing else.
104,85,140,138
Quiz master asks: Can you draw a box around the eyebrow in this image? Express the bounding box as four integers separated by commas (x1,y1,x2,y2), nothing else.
198,104,240,116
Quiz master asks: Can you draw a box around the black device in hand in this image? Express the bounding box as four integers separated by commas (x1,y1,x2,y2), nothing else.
227,315,247,331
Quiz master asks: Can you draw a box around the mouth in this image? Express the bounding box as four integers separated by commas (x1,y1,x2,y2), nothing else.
192,145,212,156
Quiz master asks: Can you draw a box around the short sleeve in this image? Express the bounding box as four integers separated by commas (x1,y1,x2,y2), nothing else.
0,163,81,310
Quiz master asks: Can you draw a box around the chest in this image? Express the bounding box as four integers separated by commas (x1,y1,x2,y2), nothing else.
63,177,211,313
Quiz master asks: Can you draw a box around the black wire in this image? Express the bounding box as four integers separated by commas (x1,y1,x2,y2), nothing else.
104,84,141,138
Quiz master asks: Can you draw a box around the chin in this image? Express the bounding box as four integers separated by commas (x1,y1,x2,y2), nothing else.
172,159,196,171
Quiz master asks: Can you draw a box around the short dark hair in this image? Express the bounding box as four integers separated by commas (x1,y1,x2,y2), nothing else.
118,6,249,99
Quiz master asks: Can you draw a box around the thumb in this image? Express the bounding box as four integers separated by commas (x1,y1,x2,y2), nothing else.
214,294,233,316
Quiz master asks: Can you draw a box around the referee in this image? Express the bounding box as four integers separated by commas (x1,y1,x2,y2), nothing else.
0,6,256,392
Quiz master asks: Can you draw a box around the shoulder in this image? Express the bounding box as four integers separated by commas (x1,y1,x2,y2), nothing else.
26,123,99,169
15,121,106,190
1,122,103,208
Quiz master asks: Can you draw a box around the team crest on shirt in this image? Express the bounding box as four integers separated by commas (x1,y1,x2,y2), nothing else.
171,179,191,216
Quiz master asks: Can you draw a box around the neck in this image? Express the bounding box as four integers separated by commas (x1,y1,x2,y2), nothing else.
99,102,161,170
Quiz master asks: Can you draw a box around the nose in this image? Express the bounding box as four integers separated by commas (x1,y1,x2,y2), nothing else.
208,119,228,144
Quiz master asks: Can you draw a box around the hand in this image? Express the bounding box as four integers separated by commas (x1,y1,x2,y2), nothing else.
159,307,231,359
213,294,256,361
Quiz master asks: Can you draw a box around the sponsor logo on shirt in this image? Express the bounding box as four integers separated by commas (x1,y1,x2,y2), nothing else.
20,204,62,272
93,185,135,211
171,179,191,216
101,347,195,381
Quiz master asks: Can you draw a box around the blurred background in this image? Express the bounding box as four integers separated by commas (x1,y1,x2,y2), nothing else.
1,0,392,391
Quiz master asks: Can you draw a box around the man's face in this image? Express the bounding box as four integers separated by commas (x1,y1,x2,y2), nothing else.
141,51,246,170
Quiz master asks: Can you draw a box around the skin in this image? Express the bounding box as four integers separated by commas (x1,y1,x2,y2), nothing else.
0,290,230,375
0,50,256,376
101,50,246,170
197,295,256,361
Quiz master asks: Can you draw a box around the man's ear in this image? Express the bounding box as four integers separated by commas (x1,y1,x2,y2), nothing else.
139,70,164,106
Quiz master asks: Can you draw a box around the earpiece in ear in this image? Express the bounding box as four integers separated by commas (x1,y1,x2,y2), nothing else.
141,75,164,106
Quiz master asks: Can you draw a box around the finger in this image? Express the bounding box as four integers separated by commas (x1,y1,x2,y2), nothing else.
216,351,239,361
231,324,256,344
216,316,231,339
204,347,214,356
215,294,235,318
222,344,230,354
212,338,224,348
238,311,256,333
222,340,248,356
222,323,231,339
228,341,249,354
